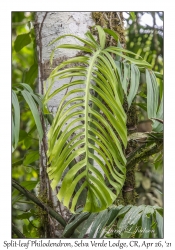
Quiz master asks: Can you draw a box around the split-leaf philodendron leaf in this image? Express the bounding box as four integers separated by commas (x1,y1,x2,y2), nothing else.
44,26,162,213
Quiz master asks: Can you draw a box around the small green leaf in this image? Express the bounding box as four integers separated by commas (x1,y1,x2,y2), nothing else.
14,33,32,52
21,90,43,141
23,151,39,166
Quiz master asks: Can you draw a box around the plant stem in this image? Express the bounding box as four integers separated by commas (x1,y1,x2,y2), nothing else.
12,179,67,228
12,223,26,238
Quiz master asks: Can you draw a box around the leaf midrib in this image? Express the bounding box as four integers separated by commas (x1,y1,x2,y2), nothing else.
85,50,101,179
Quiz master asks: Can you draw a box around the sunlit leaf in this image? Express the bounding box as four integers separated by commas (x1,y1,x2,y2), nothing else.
45,26,128,213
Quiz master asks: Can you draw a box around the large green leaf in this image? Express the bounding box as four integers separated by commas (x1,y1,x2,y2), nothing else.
44,27,128,213
14,33,32,52
44,26,162,213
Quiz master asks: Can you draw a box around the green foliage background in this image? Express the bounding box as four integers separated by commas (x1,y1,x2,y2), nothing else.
12,12,41,238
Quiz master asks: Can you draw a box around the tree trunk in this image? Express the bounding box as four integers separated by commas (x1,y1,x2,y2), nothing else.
35,11,134,238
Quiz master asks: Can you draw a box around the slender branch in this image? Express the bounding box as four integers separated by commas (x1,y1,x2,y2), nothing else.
126,143,163,170
12,223,26,238
12,179,67,228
